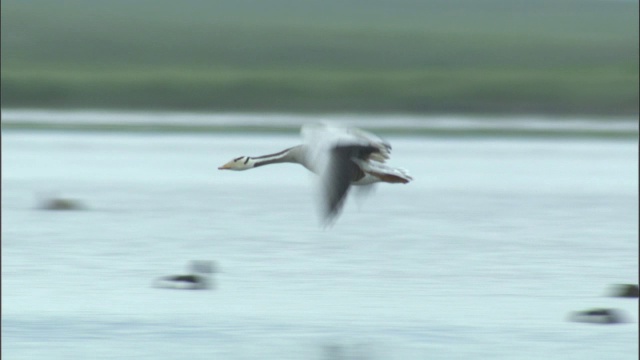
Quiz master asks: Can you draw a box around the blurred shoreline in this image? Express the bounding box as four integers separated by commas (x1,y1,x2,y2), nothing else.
3,1,637,117
2,109,637,139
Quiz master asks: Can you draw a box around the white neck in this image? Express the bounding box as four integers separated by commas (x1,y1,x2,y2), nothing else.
249,146,303,168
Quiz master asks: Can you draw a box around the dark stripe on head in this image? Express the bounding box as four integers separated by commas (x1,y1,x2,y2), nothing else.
233,156,243,162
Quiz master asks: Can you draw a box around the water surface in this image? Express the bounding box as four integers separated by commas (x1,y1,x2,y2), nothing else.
2,130,638,359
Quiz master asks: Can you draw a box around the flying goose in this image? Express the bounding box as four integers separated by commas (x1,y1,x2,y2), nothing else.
218,123,412,223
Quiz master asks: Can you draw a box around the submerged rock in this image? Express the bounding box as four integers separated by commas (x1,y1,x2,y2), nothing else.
39,198,85,211
153,260,218,290
607,284,639,298
568,308,628,324
154,273,211,290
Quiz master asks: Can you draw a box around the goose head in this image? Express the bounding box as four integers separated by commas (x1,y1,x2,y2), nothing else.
218,156,253,170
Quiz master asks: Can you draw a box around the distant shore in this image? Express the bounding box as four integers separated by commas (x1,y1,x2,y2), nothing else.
2,68,638,117
2,109,637,139
3,0,637,118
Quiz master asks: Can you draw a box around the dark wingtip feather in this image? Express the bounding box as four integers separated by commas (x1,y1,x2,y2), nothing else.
321,144,380,224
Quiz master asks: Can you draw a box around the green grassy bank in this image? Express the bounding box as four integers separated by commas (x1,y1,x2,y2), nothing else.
2,0,638,115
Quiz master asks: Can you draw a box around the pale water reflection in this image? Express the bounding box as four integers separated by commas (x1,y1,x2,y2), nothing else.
2,131,638,359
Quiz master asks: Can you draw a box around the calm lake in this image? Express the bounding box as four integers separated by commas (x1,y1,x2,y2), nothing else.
2,123,638,359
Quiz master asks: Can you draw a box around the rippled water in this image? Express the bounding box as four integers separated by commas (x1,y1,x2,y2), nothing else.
2,130,638,359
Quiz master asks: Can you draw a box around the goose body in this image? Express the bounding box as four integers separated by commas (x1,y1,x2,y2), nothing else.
218,123,412,222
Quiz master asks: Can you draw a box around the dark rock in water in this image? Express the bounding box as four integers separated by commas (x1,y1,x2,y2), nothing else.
608,284,639,298
153,260,218,290
40,198,85,211
568,308,628,324
154,274,210,290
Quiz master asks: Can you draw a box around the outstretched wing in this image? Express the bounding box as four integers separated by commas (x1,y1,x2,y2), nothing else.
302,122,390,224
322,144,379,223
301,123,391,170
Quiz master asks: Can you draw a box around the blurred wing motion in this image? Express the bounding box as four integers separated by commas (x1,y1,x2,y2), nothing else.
219,122,411,225
301,123,412,224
